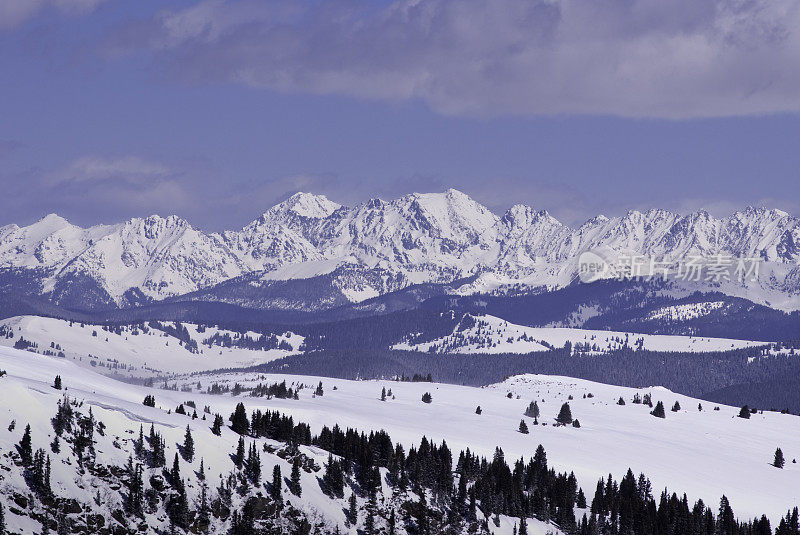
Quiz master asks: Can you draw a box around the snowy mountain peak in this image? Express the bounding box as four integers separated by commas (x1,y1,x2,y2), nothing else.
36,213,72,228
275,191,342,219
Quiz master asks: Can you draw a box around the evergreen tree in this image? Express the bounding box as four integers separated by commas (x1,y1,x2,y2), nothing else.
475,406,482,415
774,447,785,468
171,452,181,485
738,405,751,419
365,494,376,534
672,401,681,412
556,403,573,425
388,509,396,535
197,485,210,529
518,516,528,535
126,463,144,517
135,425,144,458
230,403,249,435
323,454,344,497
577,488,587,508
182,425,194,462
18,424,32,466
246,442,261,484
518,419,529,434
291,459,302,496
44,454,52,497
234,437,245,468
198,458,205,481
0,501,4,535
53,375,62,390
348,492,357,523
315,381,324,396
524,401,540,418
421,392,432,404
271,465,282,503
149,425,166,467
211,414,223,436
617,397,625,405
651,401,666,418
143,395,155,407
381,387,386,401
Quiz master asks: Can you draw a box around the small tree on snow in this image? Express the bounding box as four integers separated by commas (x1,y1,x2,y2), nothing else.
738,405,751,419
651,401,666,419
774,448,785,468
556,403,573,425
518,420,529,434
182,425,194,462
524,401,540,419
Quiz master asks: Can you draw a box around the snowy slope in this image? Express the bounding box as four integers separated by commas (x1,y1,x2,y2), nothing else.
0,345,798,533
159,370,800,523
0,316,303,377
393,314,767,354
3,190,800,311
0,342,564,535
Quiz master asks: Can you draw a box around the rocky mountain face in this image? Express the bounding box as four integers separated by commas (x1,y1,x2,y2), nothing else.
2,190,800,311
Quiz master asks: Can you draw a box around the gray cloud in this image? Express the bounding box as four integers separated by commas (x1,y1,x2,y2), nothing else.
0,155,196,227
103,0,800,119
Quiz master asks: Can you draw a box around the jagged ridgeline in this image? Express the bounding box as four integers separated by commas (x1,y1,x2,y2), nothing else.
1,190,800,315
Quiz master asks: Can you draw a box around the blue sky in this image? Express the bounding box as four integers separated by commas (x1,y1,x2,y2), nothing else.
2,0,800,230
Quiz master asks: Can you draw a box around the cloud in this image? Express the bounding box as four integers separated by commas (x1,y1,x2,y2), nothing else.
24,155,195,220
50,155,172,185
103,0,800,119
0,0,107,30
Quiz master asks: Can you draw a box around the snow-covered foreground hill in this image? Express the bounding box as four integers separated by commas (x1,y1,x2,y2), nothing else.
0,344,797,535
166,371,799,523
0,316,303,377
0,345,570,535
393,313,767,354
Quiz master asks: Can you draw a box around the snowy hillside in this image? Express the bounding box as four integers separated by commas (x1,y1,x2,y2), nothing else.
0,346,797,535
3,190,800,311
0,316,303,377
393,314,767,355
160,369,800,523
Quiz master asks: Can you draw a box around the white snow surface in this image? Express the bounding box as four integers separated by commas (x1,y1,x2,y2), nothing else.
0,346,798,530
393,313,767,354
0,315,302,377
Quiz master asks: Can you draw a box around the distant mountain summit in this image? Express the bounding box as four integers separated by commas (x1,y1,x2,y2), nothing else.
2,190,800,311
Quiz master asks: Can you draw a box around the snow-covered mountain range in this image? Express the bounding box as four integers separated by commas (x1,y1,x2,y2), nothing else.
3,189,800,311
